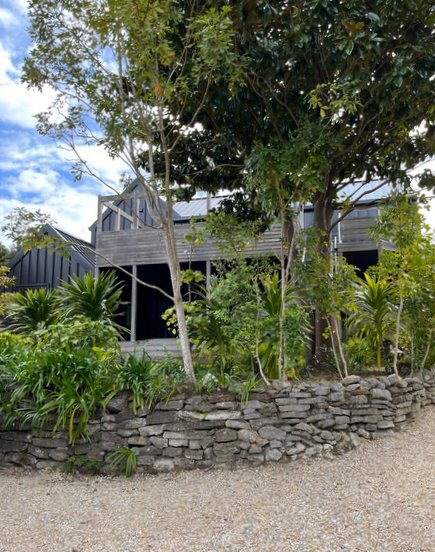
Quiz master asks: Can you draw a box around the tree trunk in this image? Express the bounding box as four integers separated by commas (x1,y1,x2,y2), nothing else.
162,220,196,387
313,192,334,364
392,295,403,376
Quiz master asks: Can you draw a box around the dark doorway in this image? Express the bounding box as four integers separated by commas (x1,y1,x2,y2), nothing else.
135,261,206,340
343,250,378,276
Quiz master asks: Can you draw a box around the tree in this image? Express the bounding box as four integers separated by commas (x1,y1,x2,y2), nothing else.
184,0,435,362
371,192,434,375
22,0,245,386
348,273,394,370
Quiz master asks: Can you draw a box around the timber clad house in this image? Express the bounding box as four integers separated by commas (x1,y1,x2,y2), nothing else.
93,182,393,356
7,225,95,292
9,183,393,356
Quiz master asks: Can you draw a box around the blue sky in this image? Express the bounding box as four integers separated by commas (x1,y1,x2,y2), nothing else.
0,1,433,247
0,0,125,245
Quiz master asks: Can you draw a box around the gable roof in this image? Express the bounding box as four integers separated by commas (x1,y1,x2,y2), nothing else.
8,224,95,273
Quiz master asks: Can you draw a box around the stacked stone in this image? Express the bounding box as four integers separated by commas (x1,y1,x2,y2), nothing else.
1,373,434,472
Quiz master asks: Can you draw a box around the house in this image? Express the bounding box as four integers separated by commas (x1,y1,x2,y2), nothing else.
7,224,95,292
92,182,394,356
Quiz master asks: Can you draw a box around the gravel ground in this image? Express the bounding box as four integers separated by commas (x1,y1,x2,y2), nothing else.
0,408,434,552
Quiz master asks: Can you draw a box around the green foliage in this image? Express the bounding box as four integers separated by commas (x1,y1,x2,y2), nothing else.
348,273,394,370
107,446,137,477
62,455,103,475
0,319,120,444
59,271,124,325
1,208,57,253
116,353,186,412
8,288,61,332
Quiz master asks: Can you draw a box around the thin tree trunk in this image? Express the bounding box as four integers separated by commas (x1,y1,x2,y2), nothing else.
328,318,343,380
313,192,334,364
392,295,403,376
332,314,349,378
163,221,196,387
420,329,432,375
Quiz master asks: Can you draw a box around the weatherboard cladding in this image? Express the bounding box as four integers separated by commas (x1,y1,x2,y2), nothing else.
8,225,95,290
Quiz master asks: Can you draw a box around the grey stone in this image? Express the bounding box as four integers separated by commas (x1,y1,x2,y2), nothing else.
286,442,306,455
139,425,164,437
320,430,334,441
238,429,258,443
349,433,361,448
304,445,323,457
265,448,282,462
27,446,49,459
5,452,36,467
48,448,69,462
280,411,309,419
357,428,371,439
203,411,241,421
155,400,184,411
163,447,183,457
342,375,361,385
377,420,395,429
213,442,240,455
312,385,331,396
317,419,336,429
163,430,209,440
250,417,283,430
225,420,249,430
243,400,265,409
275,398,298,406
153,458,175,472
168,439,188,447
293,423,314,434
135,445,161,456
278,403,311,412
269,440,282,449
184,449,203,460
349,395,368,405
335,416,350,424
0,440,28,453
387,374,400,385
32,437,67,449
215,428,238,442
248,445,264,454
128,436,147,446
215,401,237,410
106,393,129,413
149,437,168,449
371,388,392,401
258,426,287,441
146,411,179,425
329,392,345,402
116,429,137,438
0,432,31,443
119,418,148,430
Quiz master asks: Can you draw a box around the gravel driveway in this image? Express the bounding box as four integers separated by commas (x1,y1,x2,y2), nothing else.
0,408,434,552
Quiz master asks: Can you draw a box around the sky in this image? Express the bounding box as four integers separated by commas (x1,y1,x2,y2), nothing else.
0,1,433,248
0,0,125,245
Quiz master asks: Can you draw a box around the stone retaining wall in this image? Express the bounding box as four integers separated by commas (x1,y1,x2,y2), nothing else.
1,373,434,473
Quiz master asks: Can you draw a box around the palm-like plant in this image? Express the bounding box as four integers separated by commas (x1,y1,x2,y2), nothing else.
59,271,123,323
348,273,394,370
8,288,60,332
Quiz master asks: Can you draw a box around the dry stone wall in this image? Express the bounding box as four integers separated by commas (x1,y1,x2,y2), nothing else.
1,373,434,473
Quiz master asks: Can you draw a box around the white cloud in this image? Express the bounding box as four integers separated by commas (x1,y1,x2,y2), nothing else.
0,8,19,28
0,43,57,129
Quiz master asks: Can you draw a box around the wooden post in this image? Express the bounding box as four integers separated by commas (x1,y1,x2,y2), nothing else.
131,265,137,342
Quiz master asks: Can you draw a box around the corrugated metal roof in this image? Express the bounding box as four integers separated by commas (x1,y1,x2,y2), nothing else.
338,182,392,203
53,227,96,269
173,196,226,219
